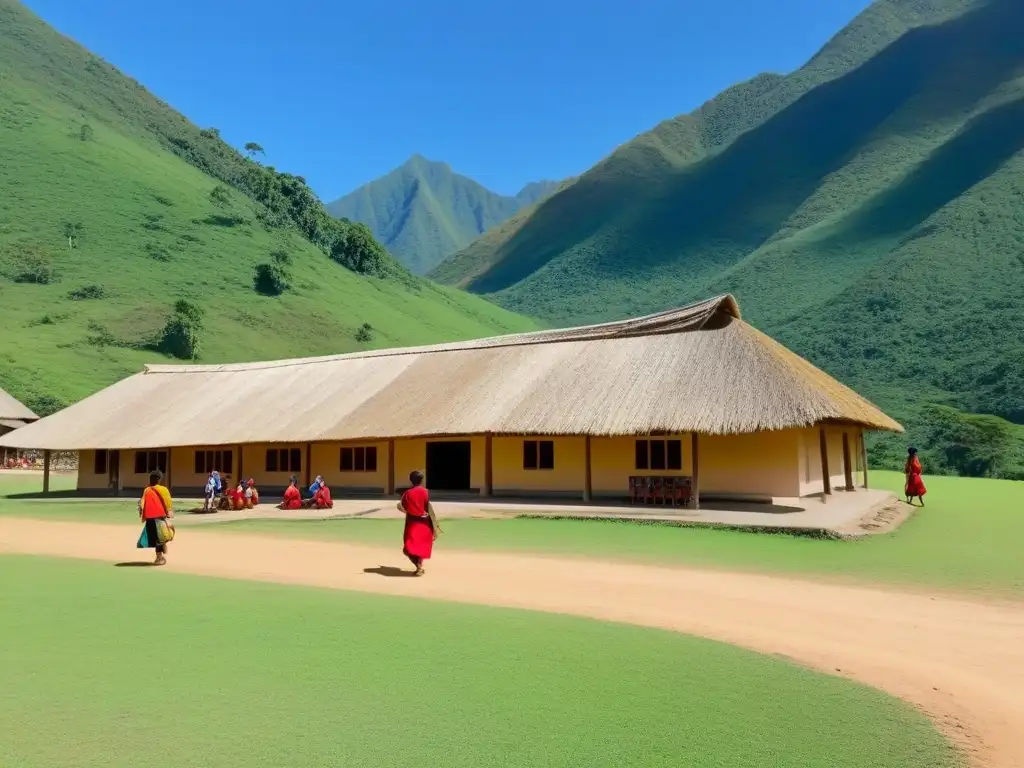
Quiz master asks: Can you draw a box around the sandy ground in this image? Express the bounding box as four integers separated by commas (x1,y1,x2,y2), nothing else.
2,518,1022,768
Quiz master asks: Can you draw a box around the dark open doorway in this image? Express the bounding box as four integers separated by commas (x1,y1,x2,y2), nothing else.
108,450,120,493
425,441,472,491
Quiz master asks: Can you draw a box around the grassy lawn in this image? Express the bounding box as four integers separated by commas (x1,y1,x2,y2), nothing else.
3,470,1021,597
0,554,958,768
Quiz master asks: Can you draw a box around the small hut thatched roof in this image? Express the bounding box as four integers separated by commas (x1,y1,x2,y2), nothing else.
0,387,38,424
0,295,901,450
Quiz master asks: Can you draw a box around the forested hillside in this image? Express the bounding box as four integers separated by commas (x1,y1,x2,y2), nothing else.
434,0,1024,477
0,0,535,415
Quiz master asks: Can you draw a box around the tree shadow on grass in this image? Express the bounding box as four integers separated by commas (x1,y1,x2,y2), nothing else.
363,565,417,578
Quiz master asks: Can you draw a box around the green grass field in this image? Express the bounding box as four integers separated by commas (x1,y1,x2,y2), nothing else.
0,555,958,768
3,470,1021,597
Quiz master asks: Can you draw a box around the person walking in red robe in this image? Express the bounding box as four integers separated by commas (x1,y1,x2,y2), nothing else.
398,470,441,576
904,447,927,506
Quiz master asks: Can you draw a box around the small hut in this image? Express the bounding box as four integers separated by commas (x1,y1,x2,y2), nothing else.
0,386,40,468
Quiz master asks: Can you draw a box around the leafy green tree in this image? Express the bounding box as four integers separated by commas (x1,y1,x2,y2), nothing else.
157,300,204,359
244,142,264,159
209,185,231,207
252,250,293,296
79,123,94,142
330,222,391,276
355,322,374,343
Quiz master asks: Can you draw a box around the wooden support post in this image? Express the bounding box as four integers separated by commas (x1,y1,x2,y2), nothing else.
237,445,244,483
819,427,832,503
860,431,869,490
387,439,396,495
165,447,173,491
42,450,51,495
690,433,700,510
842,432,854,492
483,433,493,498
116,451,123,495
304,443,312,487
583,435,592,502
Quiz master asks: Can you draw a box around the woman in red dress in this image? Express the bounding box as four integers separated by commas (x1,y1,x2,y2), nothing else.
278,475,302,510
904,447,927,506
398,470,441,576
313,480,333,509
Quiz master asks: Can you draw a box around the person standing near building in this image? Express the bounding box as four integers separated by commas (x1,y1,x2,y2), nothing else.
904,447,927,506
137,470,174,566
397,470,441,576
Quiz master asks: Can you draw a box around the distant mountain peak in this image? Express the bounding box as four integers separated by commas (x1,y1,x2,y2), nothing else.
327,159,561,275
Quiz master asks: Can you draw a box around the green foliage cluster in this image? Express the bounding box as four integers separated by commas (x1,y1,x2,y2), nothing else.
67,284,106,300
253,250,292,296
436,0,1024,478
354,322,373,343
156,300,204,360
163,126,398,279
11,248,56,284
328,154,558,274
919,405,1023,481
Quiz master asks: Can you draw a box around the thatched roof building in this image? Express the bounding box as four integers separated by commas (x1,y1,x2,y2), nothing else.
0,387,38,435
0,295,900,504
0,295,899,451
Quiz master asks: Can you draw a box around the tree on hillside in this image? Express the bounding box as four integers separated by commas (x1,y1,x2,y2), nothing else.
62,222,83,250
79,123,94,142
209,185,231,208
253,250,292,296
330,222,391,276
244,142,264,160
156,300,204,360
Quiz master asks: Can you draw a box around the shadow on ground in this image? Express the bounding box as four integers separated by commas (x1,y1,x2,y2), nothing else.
363,566,417,578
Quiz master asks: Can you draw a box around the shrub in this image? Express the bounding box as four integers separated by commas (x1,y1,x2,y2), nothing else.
156,301,204,360
14,251,56,284
67,284,106,300
144,243,172,261
23,393,68,417
355,322,374,343
209,185,231,207
253,263,290,296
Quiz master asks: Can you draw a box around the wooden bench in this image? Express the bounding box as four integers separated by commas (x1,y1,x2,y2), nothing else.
629,476,692,506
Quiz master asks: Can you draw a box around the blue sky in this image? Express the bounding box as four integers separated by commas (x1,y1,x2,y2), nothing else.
25,0,872,200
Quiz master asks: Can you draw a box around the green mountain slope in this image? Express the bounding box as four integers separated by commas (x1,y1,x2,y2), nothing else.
436,0,1024,478
327,155,558,274
0,0,536,416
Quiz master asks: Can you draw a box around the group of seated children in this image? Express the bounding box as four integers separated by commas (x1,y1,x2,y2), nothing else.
277,474,332,510
203,470,261,512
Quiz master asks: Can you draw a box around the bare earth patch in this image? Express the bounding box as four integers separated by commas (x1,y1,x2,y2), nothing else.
2,517,1022,768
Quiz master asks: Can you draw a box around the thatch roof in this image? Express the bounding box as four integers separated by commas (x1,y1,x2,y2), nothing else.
0,387,38,423
0,295,902,450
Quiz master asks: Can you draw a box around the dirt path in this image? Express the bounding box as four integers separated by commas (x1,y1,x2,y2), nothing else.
2,518,1022,768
